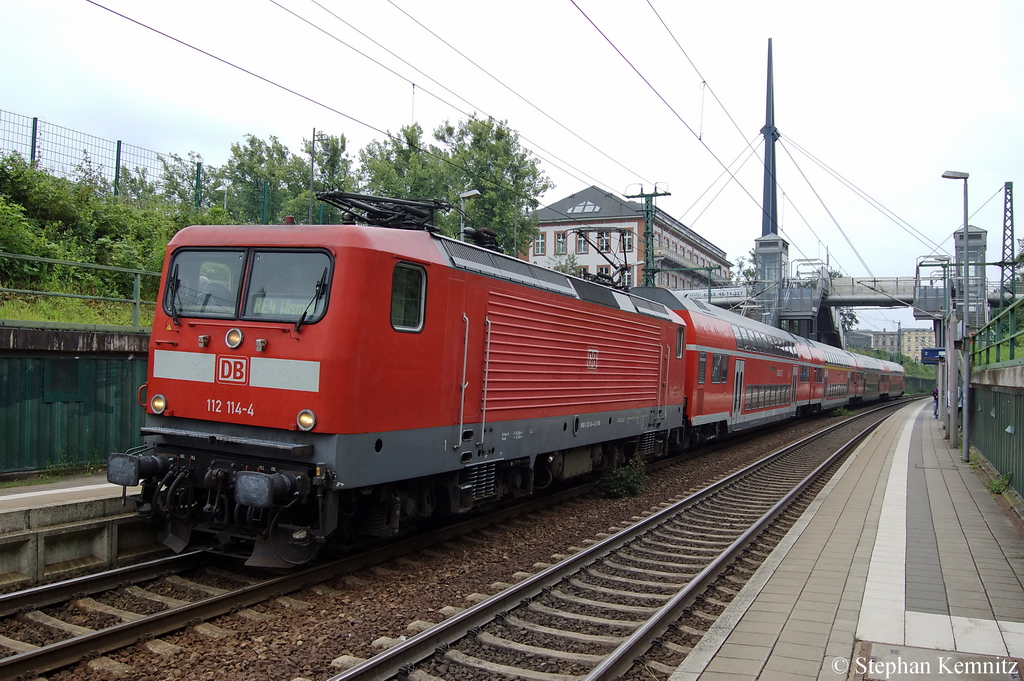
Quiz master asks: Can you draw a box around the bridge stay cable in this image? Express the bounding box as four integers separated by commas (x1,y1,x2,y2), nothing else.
777,140,874,278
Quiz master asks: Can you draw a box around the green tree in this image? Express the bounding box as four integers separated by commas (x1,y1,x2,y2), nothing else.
118,165,159,208
286,132,356,224
224,135,301,224
434,116,551,253
359,124,446,203
160,152,203,207
731,249,758,285
829,269,858,333
548,252,579,275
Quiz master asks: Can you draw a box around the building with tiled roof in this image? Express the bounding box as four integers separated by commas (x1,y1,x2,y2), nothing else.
532,186,732,290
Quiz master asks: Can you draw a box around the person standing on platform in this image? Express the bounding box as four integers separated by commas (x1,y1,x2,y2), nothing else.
933,386,939,418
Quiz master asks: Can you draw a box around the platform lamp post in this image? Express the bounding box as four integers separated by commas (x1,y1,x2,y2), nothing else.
942,170,970,463
459,189,481,242
215,180,230,212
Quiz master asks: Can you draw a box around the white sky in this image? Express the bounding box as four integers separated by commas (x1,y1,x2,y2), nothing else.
3,0,1023,333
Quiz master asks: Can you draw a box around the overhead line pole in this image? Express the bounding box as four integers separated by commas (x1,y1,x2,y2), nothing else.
625,186,670,287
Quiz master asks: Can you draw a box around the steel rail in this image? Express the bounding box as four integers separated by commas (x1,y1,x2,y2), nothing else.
584,407,892,679
325,401,903,681
0,480,593,679
0,551,208,618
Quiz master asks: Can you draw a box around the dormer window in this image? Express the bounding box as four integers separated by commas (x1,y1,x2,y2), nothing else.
567,200,600,214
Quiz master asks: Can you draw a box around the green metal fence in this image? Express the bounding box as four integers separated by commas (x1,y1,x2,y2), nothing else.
0,109,166,198
0,252,160,327
971,292,1024,368
969,385,1022,496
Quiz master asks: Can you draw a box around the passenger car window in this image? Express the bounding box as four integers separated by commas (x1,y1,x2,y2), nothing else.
391,263,426,331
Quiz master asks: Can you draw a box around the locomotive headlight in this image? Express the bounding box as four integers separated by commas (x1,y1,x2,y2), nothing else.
297,409,316,431
225,327,244,349
151,394,167,414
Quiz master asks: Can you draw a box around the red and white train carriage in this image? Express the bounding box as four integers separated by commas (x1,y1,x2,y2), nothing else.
630,288,904,444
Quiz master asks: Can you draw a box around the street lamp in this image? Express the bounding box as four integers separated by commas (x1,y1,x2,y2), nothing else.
214,181,230,211
459,189,481,242
942,170,969,462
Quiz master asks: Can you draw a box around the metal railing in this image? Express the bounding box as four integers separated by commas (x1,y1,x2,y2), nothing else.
0,252,160,327
971,290,1024,367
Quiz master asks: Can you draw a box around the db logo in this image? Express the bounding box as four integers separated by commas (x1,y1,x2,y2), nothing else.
217,356,248,384
586,347,599,371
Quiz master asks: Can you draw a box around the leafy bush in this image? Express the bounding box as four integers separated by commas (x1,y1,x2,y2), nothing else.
0,152,178,308
597,456,647,498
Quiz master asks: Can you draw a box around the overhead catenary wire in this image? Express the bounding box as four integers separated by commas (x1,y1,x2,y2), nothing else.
644,2,956,284
644,0,767,164
568,0,770,226
385,0,656,189
281,0,625,198
683,135,763,226
82,0,634,257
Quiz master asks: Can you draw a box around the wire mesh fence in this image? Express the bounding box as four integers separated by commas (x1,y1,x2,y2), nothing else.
0,109,167,198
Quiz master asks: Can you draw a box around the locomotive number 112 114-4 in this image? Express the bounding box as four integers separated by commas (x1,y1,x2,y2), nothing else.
206,399,255,416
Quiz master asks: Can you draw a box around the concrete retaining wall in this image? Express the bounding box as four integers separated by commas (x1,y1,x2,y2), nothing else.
0,497,164,586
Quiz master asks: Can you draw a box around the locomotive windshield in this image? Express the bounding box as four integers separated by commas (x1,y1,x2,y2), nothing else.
164,248,332,324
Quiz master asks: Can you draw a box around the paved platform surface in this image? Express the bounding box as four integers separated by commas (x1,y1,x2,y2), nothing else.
0,471,129,511
671,400,1024,681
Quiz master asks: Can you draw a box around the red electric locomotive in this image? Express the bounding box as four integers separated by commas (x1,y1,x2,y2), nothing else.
109,194,690,566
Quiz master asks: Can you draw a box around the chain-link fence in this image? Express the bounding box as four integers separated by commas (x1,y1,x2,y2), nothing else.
1,109,167,197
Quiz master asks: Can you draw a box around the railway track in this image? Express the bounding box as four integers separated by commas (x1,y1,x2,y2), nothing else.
0,400,910,679
326,401,904,681
0,469,604,678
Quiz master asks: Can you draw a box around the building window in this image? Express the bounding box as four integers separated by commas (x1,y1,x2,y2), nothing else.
576,233,589,254
622,230,633,252
598,265,610,277
597,231,610,252
622,267,633,288
555,232,567,255
534,233,546,256
576,266,588,277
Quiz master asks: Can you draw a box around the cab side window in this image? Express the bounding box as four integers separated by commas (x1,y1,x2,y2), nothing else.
391,263,426,332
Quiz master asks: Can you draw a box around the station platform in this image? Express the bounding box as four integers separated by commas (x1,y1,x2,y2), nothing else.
671,400,1024,681
0,471,128,512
